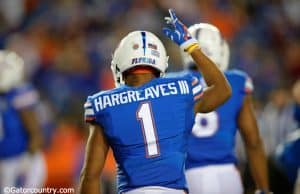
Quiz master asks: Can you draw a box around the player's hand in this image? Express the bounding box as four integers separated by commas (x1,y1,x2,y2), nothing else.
163,9,199,53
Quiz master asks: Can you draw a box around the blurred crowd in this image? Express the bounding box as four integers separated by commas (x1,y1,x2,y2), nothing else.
0,0,299,193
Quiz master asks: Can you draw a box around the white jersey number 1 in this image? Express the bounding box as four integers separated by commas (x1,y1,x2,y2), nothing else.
137,102,160,158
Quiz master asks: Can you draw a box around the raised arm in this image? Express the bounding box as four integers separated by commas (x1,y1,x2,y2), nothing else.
79,124,109,194
163,9,231,113
190,49,231,112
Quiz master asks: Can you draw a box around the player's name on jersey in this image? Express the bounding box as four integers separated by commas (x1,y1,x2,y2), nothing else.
94,80,190,111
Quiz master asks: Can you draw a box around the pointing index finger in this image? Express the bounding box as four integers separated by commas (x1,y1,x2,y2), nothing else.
168,9,177,22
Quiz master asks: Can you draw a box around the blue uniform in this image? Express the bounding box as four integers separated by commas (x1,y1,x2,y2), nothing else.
0,84,39,159
294,103,300,127
184,69,253,169
84,75,203,193
276,131,300,184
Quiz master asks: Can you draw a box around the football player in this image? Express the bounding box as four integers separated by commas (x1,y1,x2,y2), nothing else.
79,9,231,194
179,23,271,194
0,50,46,189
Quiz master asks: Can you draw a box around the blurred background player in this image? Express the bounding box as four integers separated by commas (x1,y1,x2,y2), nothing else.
177,23,270,194
275,129,300,194
0,50,46,191
79,9,231,194
274,79,300,194
293,80,300,130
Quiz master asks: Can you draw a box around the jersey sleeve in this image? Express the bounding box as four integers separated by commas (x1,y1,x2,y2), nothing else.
244,76,254,94
84,96,96,123
189,76,204,102
230,69,254,95
11,84,39,110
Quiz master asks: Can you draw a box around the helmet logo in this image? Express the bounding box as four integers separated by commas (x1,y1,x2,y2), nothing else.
133,44,139,50
148,43,157,50
132,57,156,65
148,43,160,57
151,50,160,57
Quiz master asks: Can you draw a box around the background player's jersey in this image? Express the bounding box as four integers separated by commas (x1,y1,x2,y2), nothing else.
276,130,300,184
184,69,253,169
167,69,253,168
84,75,203,193
0,84,39,159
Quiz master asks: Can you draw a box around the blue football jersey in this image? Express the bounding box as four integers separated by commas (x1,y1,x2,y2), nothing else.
167,69,253,168
0,84,39,159
182,69,254,169
276,130,300,183
84,75,203,193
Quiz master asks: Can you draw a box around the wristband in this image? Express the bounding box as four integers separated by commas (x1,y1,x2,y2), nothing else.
185,43,200,54
180,38,199,52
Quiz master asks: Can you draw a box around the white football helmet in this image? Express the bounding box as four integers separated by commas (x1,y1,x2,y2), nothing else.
220,39,230,71
111,31,168,85
111,61,122,87
0,50,24,92
181,23,229,71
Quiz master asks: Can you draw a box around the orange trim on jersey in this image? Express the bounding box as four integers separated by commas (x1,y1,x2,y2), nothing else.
194,92,203,101
192,78,199,86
